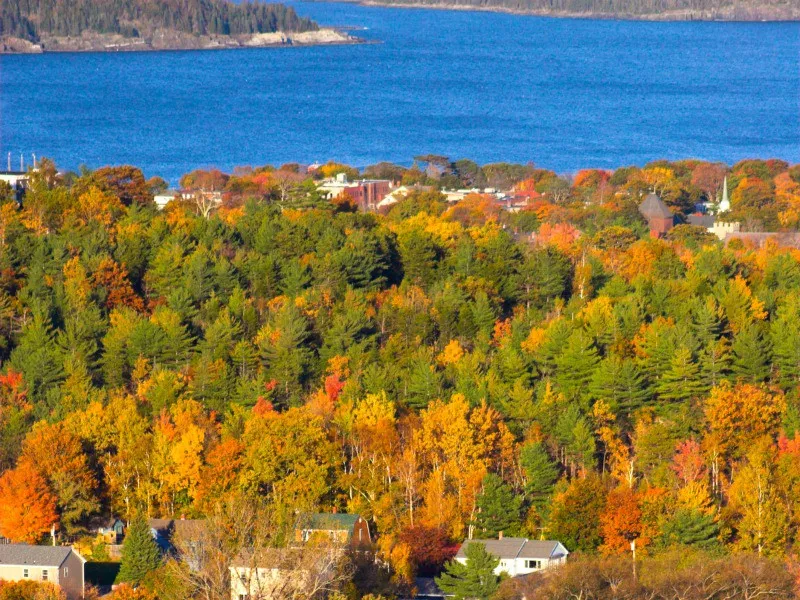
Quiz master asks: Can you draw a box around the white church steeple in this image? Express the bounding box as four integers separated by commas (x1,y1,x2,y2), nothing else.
718,176,730,213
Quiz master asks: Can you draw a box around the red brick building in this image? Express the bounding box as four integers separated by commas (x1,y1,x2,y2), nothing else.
341,180,392,211
639,193,674,238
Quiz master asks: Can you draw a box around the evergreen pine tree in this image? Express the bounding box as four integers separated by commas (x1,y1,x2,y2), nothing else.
9,311,65,403
555,331,600,406
258,303,313,406
731,324,771,383
470,291,497,340
115,514,161,585
698,335,731,390
660,509,720,549
499,378,536,423
405,353,443,410
770,301,800,389
473,473,522,538
656,346,705,402
590,355,649,413
691,296,723,346
520,442,558,509
436,542,501,600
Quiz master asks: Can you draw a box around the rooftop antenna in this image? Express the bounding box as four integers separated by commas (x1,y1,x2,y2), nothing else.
19,153,23,172
6,153,9,172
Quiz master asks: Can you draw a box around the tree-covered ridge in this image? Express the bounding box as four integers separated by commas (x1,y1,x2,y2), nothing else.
361,0,798,20
0,0,318,42
0,157,799,595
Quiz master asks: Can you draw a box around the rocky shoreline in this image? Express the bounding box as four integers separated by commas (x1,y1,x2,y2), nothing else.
356,0,800,20
0,28,365,54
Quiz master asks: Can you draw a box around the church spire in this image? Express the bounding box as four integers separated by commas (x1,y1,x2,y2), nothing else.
718,176,730,213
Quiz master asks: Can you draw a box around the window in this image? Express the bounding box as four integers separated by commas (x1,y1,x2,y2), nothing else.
42,569,48,581
524,559,543,570
238,595,250,600
23,568,29,578
358,528,363,542
64,567,68,577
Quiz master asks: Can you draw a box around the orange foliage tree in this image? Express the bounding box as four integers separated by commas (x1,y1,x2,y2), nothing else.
0,457,58,543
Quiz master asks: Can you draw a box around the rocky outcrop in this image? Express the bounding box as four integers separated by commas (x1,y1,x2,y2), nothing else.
0,36,43,53
0,28,361,53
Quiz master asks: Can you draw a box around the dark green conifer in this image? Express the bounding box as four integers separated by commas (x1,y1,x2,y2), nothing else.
115,514,161,585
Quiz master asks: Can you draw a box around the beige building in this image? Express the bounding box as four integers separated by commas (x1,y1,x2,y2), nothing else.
0,544,85,599
230,547,340,600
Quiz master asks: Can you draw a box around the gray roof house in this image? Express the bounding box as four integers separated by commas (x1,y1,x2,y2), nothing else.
455,537,568,577
0,544,85,599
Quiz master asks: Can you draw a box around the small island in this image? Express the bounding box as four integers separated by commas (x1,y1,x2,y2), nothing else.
0,0,363,54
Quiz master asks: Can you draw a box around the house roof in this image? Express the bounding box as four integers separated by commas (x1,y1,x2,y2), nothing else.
148,518,205,551
0,544,75,567
231,546,332,568
297,513,360,532
455,538,566,561
639,193,673,219
687,214,715,228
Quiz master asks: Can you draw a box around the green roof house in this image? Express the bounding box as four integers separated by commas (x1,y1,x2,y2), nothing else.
294,512,371,548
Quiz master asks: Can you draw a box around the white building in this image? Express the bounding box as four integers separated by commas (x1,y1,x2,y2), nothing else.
454,537,568,577
0,544,85,599
687,213,741,241
154,189,180,209
317,172,356,199
442,188,504,204
0,171,28,188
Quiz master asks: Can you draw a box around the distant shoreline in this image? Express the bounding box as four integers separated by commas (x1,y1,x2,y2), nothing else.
0,28,370,54
332,0,800,21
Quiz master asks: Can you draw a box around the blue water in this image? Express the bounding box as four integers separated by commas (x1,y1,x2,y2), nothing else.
0,1,798,182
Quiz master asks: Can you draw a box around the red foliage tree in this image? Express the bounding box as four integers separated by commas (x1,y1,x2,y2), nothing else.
399,525,457,576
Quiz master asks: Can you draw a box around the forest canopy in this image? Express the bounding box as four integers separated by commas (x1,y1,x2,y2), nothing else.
1,157,800,595
0,0,318,42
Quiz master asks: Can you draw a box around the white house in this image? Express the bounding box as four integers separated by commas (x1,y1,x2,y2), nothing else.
0,544,85,599
154,189,180,209
454,537,568,577
375,185,433,210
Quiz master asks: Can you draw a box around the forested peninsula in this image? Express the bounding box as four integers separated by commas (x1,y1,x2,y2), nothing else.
0,0,358,53
351,0,799,21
